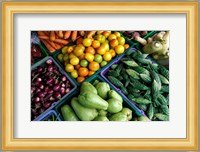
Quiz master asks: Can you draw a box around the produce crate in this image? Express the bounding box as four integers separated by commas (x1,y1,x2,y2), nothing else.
121,31,158,49
100,48,150,118
54,75,145,121
100,48,169,121
31,56,77,121
36,110,61,121
53,39,134,86
31,44,48,66
42,41,75,56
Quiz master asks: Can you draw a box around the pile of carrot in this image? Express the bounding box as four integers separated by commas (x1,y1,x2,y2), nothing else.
38,31,98,53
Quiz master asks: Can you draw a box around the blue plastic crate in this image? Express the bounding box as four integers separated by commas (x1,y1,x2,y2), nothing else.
31,56,77,121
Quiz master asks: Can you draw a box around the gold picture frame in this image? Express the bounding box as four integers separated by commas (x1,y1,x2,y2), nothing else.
2,1,198,150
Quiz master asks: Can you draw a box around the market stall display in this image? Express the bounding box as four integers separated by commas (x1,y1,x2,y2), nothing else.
31,30,169,121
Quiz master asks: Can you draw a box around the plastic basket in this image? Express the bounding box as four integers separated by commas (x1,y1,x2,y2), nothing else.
53,37,134,86
31,44,48,66
36,110,62,121
54,75,145,121
121,31,158,49
31,56,77,121
100,48,158,118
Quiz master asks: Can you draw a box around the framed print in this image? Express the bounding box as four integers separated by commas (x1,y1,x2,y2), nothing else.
1,1,198,150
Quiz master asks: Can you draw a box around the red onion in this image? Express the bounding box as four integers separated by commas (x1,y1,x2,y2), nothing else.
46,59,53,65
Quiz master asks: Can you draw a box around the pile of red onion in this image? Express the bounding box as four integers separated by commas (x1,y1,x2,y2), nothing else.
31,44,42,64
31,58,72,120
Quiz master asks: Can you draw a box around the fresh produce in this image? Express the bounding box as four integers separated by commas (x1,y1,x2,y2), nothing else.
122,31,148,44
31,44,43,64
61,105,79,121
109,112,128,121
107,98,123,113
94,116,109,121
105,50,169,121
143,31,169,60
59,81,136,121
122,31,169,60
80,81,97,94
71,97,98,121
107,90,123,103
56,31,130,83
31,58,73,120
95,82,110,99
37,31,85,53
78,91,109,110
121,108,132,121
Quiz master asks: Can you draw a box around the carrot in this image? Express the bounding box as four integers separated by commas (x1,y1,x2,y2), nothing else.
50,31,56,41
44,31,50,36
58,31,64,38
76,37,83,45
79,31,85,36
71,31,78,41
55,31,59,37
41,39,56,53
54,39,70,45
37,31,48,36
54,43,63,50
45,40,57,49
38,35,49,40
63,31,71,39
86,31,96,38
55,33,59,39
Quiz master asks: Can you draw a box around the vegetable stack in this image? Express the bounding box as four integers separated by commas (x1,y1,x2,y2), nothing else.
105,50,169,121
59,81,142,121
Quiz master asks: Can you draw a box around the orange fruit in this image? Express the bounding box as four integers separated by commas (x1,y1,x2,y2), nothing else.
88,70,95,76
114,31,121,38
109,49,116,58
71,70,78,78
64,60,70,66
65,64,74,73
75,64,81,70
77,44,85,51
96,31,103,35
73,46,84,57
118,37,125,45
124,44,130,50
101,42,109,51
61,46,68,54
96,46,106,55
109,39,119,48
76,37,83,45
82,38,92,47
69,53,76,59
103,52,112,61
92,40,101,48
95,35,106,43
80,59,88,68
88,61,100,71
78,67,89,77
115,45,125,54
79,53,85,60
102,31,110,38
85,46,95,55
70,57,79,65
108,34,117,41
67,46,74,54
85,53,94,62
100,61,108,67
94,54,103,63
77,76,85,83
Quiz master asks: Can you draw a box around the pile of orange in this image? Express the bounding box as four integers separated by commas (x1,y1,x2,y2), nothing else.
57,31,129,83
